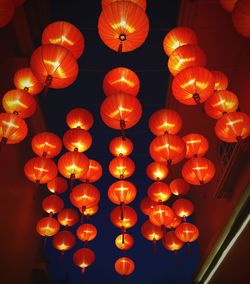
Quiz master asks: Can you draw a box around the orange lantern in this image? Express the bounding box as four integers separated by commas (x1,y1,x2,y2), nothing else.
36,217,60,237
115,233,134,250
232,0,250,38
215,112,250,142
2,89,37,118
80,205,99,218
57,208,79,227
79,159,103,183
205,90,239,119
163,231,184,251
109,136,134,157
13,67,43,95
73,248,95,273
30,44,78,91
42,195,64,216
140,197,159,215
163,27,198,57
175,222,199,243
211,70,229,91
172,198,194,220
146,162,169,181
102,0,147,11
219,0,238,12
166,214,182,229
76,223,97,243
149,134,186,165
24,157,58,184
172,66,215,105
149,204,174,228
108,180,136,204
98,1,149,53
100,93,142,130
182,133,209,158
147,181,171,203
47,176,68,194
63,128,92,152
66,108,94,130
0,0,14,28
149,109,183,136
0,112,28,146
52,230,76,253
182,157,215,185
103,67,140,97
115,257,135,276
42,21,84,59
141,220,163,242
109,156,135,179
31,132,62,158
169,178,190,196
168,45,207,76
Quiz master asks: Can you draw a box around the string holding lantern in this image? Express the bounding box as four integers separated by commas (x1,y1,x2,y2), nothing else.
63,128,92,152
36,217,60,237
109,136,134,157
211,70,229,91
47,176,68,194
57,208,79,228
101,0,147,11
172,198,194,221
73,248,95,274
170,178,190,196
114,257,135,276
147,181,171,203
66,108,94,130
42,195,64,216
115,233,134,251
109,156,135,179
182,133,209,158
79,159,103,183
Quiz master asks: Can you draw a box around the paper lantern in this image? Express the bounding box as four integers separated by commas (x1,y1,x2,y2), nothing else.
140,197,159,216
115,233,134,250
102,0,147,11
80,205,99,217
0,0,14,28
79,159,103,183
57,208,79,227
115,257,135,276
76,223,97,243
163,231,184,251
109,136,134,157
109,156,135,179
149,204,174,227
232,0,250,38
63,128,92,152
166,215,182,229
147,181,171,203
47,176,68,194
42,195,64,215
182,133,209,158
172,198,194,220
211,70,229,91
66,108,94,130
141,220,163,241
110,205,137,230
170,178,190,196
52,230,76,252
73,248,95,273
108,180,137,205
175,222,199,243
146,162,169,181
36,217,60,237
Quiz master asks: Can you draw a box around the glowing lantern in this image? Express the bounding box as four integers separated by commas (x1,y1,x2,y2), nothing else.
47,176,68,194
76,223,97,243
182,133,209,158
149,134,186,165
42,21,84,59
42,195,64,216
147,181,171,203
52,230,76,253
13,67,43,95
79,159,103,183
73,248,95,273
146,162,169,181
149,205,174,228
172,198,194,220
31,132,62,158
109,156,135,179
166,215,182,229
63,128,92,152
149,109,182,136
205,90,239,119
98,1,149,52
215,112,250,142
168,45,206,76
172,66,215,105
219,0,238,12
30,44,78,91
109,136,133,157
141,220,163,253
163,27,198,57
175,222,199,243
115,233,134,250
102,0,147,11
36,217,60,237
211,70,229,91
163,231,184,251
232,0,250,38
182,157,215,185
66,108,94,130
2,89,36,118
115,257,135,276
100,93,142,130
80,205,99,218
108,180,137,205
0,112,28,146
170,178,190,196
103,67,140,97
57,208,79,227
0,0,14,28
140,197,159,215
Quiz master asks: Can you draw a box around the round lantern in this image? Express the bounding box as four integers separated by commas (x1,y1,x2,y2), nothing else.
163,231,184,251
211,70,229,91
149,204,174,228
42,21,84,59
168,45,207,76
115,257,135,276
73,248,95,273
108,180,137,205
175,222,199,243
149,109,183,136
109,156,135,179
66,108,94,130
109,136,134,157
63,128,92,152
80,205,99,218
147,181,171,203
170,178,190,196
102,0,147,11
232,0,250,38
141,220,163,242
31,132,62,158
146,162,169,181
172,198,194,220
57,208,79,227
36,217,60,237
182,157,215,185
76,223,97,243
172,66,215,105
98,1,149,52
182,133,209,158
115,233,134,250
140,197,159,215
47,176,68,194
42,195,64,216
79,159,103,183
13,67,43,95
215,112,250,142
110,205,137,231
163,27,198,57
166,215,182,229
52,230,76,253
0,0,14,28
2,89,36,118
219,0,238,12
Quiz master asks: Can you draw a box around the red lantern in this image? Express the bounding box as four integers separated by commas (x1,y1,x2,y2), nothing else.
109,136,134,157
63,128,92,152
149,204,174,227
163,231,184,251
147,181,171,203
172,198,194,220
149,109,182,136
205,90,239,119
141,220,163,241
115,233,134,250
52,230,76,252
140,197,159,215
109,156,135,179
2,89,36,118
42,195,64,216
80,205,99,218
115,257,135,276
170,178,190,196
13,67,43,95
110,205,137,230
215,112,250,142
166,215,182,229
47,176,68,194
102,0,147,11
0,0,14,28
232,0,250,38
42,21,84,59
146,162,169,181
163,27,198,57
66,108,94,130
175,222,199,242
172,66,215,105
98,1,149,52
57,208,79,227
182,157,215,185
211,70,229,91
76,223,97,243
79,159,103,183
31,132,62,158
108,180,137,205
36,217,60,237
168,45,206,76
182,133,209,158
219,0,238,12
73,248,95,273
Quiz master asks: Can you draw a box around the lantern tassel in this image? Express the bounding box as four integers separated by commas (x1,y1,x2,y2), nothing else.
80,269,86,284
42,75,52,96
0,137,7,152
60,251,64,265
118,42,123,54
33,180,40,200
122,227,125,244
153,238,157,256
167,160,174,180
81,206,86,224
70,174,75,191
174,250,180,265
120,202,124,220
120,120,126,140
187,242,192,256
43,236,47,249
161,225,166,244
